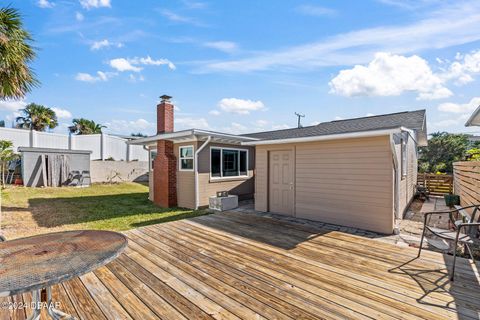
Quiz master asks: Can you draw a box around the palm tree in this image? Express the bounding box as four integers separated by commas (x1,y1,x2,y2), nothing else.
131,132,147,137
16,103,58,131
0,7,39,100
69,118,106,135
0,140,15,188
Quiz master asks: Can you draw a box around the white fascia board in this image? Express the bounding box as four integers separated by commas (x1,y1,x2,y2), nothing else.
127,130,194,145
128,129,258,146
465,105,480,127
241,128,401,146
193,129,259,141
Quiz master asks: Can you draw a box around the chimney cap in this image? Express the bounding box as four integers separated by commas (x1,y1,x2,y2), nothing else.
160,95,172,102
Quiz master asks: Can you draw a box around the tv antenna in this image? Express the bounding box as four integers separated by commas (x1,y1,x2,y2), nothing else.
295,112,305,128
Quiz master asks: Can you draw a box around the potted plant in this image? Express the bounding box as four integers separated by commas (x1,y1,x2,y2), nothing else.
444,193,460,207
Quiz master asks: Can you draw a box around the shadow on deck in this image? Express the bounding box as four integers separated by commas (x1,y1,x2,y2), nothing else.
1,211,479,319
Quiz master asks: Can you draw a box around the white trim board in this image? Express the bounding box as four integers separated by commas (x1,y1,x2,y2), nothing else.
242,128,403,146
178,145,194,171
209,146,249,180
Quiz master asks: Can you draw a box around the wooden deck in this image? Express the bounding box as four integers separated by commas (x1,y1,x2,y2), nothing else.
1,211,479,319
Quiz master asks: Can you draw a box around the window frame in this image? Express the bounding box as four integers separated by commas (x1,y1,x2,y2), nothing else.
209,146,249,180
179,145,194,171
401,136,407,179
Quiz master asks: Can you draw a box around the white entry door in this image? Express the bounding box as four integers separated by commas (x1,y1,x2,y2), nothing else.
269,150,294,216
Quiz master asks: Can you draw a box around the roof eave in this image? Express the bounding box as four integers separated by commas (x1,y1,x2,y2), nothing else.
127,129,259,147
465,105,480,127
241,128,403,146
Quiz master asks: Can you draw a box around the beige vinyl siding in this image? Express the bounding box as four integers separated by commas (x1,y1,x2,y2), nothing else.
396,133,418,216
255,136,395,234
197,173,254,206
196,142,255,207
174,142,196,209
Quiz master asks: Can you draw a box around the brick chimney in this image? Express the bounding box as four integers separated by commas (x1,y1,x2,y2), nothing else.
153,95,177,207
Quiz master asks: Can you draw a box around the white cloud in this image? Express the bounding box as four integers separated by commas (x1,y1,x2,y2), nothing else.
105,118,155,134
296,5,336,16
37,0,55,8
182,0,207,9
437,97,480,113
222,122,249,134
175,117,210,130
209,110,221,116
51,107,72,119
433,119,461,127
75,71,115,82
377,0,439,10
248,119,293,132
75,73,96,82
430,114,470,129
128,74,145,82
75,12,84,21
218,98,265,115
271,124,291,130
79,0,111,9
334,116,344,120
5,111,21,123
202,2,480,72
254,120,269,127
442,50,480,85
0,100,27,112
90,39,123,50
109,56,175,72
109,58,142,72
129,56,176,70
204,41,238,53
329,52,452,100
160,9,204,26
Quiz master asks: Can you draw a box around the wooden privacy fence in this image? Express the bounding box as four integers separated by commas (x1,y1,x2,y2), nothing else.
417,173,453,196
453,161,480,207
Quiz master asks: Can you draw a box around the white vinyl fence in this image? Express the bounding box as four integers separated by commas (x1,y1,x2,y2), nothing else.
0,127,148,161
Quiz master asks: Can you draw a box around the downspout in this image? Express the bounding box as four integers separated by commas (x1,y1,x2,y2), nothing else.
389,133,400,234
195,136,212,209
144,145,153,201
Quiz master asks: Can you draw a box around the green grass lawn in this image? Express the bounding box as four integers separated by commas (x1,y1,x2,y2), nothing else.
1,182,208,239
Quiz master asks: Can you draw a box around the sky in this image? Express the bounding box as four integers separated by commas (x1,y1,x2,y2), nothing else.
2,0,480,136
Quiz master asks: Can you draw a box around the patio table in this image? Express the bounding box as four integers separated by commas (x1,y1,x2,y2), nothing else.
0,230,127,320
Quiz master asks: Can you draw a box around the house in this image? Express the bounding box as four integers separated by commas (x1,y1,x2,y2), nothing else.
130,95,427,234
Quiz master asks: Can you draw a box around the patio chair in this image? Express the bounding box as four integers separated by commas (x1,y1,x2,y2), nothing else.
415,184,430,200
66,170,81,186
418,204,480,281
79,170,91,186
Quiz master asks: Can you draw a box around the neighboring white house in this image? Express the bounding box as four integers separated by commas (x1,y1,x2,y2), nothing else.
0,127,148,161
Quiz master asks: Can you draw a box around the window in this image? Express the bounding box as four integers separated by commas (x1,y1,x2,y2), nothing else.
401,136,407,178
179,146,194,171
211,148,248,178
150,150,157,170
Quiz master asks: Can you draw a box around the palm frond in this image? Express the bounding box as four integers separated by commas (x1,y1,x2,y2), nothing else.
0,6,39,100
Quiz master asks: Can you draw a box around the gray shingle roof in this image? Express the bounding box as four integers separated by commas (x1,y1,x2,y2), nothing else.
244,109,426,142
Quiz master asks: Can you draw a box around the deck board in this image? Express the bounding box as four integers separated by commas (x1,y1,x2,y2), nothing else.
6,212,480,319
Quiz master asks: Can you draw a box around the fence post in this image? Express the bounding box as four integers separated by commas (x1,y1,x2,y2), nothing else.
126,143,130,162
29,129,37,147
100,133,105,161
